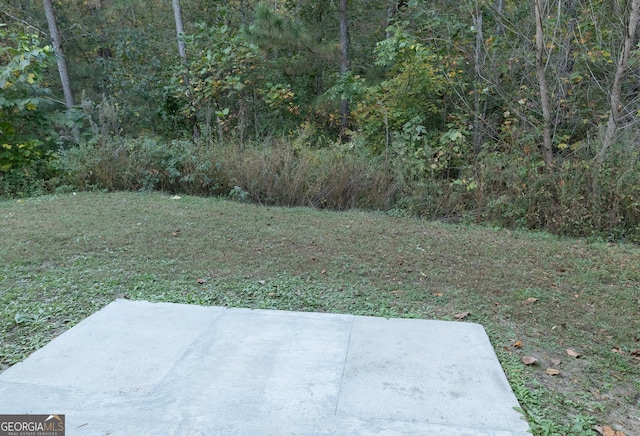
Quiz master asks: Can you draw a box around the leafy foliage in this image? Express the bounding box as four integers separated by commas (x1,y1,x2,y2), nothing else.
2,0,640,240
352,25,447,150
55,136,222,195
0,27,68,197
0,29,54,172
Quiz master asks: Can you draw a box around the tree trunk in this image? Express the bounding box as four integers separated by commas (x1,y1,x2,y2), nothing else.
493,0,505,35
339,0,350,138
43,0,74,110
592,0,640,202
596,0,640,162
173,0,194,137
472,2,485,158
172,0,188,64
554,0,578,132
172,0,191,90
534,0,554,167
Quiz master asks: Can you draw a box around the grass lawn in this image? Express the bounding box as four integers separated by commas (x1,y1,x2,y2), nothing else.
1,191,638,435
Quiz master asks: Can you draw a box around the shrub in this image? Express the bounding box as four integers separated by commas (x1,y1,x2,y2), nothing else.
54,137,224,195
0,30,65,198
473,150,640,242
0,165,48,198
217,141,400,210
49,132,640,242
54,136,401,211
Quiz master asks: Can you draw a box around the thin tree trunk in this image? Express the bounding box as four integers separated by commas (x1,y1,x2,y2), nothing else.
534,0,554,167
43,0,74,110
595,0,640,163
592,0,640,201
555,0,578,132
172,0,190,89
253,85,260,141
172,0,187,64
205,105,213,146
493,0,505,35
339,0,350,138
173,0,195,138
472,2,485,158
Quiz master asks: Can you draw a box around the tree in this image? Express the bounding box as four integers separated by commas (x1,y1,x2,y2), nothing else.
42,0,74,111
0,30,56,173
534,0,554,167
592,0,640,202
471,0,485,157
338,0,350,136
352,25,447,156
172,0,188,66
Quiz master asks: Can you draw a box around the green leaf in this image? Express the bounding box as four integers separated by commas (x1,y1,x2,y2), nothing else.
26,98,38,111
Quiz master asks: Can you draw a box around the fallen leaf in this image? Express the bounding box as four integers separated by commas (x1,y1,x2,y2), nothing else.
611,347,624,355
550,358,562,366
521,356,537,365
526,297,539,303
574,293,580,298
513,340,523,348
454,311,470,319
566,348,581,358
431,292,443,297
320,269,327,275
257,280,266,284
545,368,561,376
196,278,207,284
630,349,640,356
602,425,627,436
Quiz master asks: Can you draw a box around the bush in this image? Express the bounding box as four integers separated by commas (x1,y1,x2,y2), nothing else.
46,132,640,243
217,142,399,210
0,30,62,183
54,137,224,195
0,165,48,198
53,136,401,211
473,150,640,242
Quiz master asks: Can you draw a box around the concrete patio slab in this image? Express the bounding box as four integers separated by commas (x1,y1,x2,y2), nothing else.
0,299,531,435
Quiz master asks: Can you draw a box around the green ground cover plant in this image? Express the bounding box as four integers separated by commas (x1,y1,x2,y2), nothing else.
1,192,638,434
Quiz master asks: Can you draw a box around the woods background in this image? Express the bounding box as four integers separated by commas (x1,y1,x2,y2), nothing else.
2,0,640,241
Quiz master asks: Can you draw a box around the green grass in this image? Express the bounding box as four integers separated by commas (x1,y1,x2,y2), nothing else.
1,191,639,435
